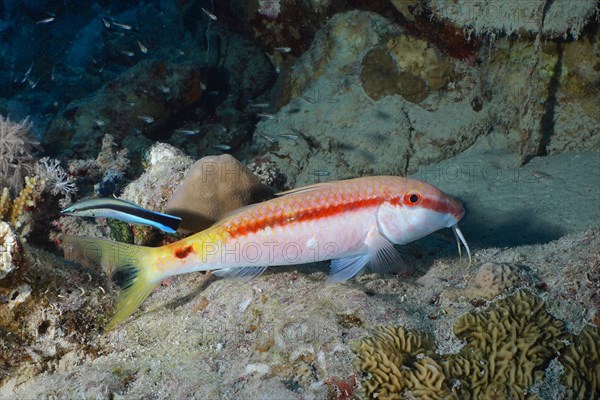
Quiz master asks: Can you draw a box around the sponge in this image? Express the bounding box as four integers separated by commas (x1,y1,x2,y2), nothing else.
165,155,275,232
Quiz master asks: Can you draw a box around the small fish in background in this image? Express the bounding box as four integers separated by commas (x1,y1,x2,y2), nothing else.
61,198,181,233
261,134,275,143
29,78,39,89
257,113,275,120
278,133,298,141
120,50,135,57
157,85,170,94
137,40,148,54
274,47,292,54
206,90,220,96
102,18,111,28
212,144,231,151
300,95,318,104
175,129,199,136
202,8,218,20
200,82,207,90
215,124,228,133
21,62,33,83
249,102,270,109
36,17,55,24
312,170,331,177
137,115,154,124
112,21,132,30
93,119,105,127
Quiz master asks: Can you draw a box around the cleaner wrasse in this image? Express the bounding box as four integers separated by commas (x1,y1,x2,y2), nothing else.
64,176,471,330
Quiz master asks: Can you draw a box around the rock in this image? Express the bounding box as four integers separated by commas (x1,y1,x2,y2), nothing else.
119,142,194,243
165,154,275,232
428,0,597,39
482,34,600,159
43,61,203,159
252,11,492,187
57,350,86,374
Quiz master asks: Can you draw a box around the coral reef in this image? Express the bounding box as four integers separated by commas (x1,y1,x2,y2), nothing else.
43,61,204,159
559,325,600,399
481,28,600,164
0,115,38,193
0,222,21,280
428,0,598,39
0,176,43,229
247,161,286,190
469,262,520,298
253,11,491,187
360,33,458,103
119,142,193,244
353,290,573,399
360,46,429,103
165,154,275,232
0,244,112,386
352,325,440,398
445,262,521,300
67,134,129,195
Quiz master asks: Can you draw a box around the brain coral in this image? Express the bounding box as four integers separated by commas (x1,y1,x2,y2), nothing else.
471,262,520,297
559,325,600,399
353,290,574,399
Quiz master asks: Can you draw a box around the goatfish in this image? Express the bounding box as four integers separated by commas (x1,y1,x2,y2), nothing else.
61,198,181,233
64,176,471,330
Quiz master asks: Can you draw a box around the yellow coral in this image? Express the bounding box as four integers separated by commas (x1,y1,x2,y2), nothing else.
353,291,574,400
559,325,600,399
352,326,446,399
0,176,41,230
0,187,9,220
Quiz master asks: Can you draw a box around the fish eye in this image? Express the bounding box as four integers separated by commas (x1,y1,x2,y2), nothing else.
403,192,422,206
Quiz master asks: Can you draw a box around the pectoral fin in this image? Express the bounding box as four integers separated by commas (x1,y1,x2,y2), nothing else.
328,254,370,283
364,228,405,274
327,229,406,283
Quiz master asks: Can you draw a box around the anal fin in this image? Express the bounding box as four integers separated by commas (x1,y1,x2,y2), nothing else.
213,266,268,282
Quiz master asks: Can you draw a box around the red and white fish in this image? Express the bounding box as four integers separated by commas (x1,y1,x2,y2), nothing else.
65,176,470,329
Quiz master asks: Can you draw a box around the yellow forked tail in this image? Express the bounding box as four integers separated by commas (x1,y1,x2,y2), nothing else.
64,236,162,330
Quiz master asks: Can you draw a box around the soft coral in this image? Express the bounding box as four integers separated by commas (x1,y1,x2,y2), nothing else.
0,115,39,194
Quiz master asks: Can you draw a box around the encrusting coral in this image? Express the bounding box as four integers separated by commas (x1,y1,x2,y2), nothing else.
559,325,600,399
360,34,457,104
360,46,429,104
353,290,578,399
464,262,521,299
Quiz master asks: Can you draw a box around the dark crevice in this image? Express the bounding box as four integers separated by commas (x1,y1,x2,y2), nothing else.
540,0,556,28
537,41,563,157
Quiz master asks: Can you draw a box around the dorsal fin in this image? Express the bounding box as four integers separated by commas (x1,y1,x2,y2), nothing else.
275,181,338,197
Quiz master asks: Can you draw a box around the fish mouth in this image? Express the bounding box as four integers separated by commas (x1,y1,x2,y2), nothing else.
447,197,465,223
